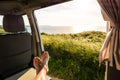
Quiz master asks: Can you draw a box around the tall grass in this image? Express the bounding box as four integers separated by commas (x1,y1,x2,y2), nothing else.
41,31,106,80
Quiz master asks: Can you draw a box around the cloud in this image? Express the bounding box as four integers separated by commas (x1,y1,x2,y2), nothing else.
35,0,106,28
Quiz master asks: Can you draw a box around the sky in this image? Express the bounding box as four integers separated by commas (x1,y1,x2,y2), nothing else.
0,0,107,33
35,0,107,33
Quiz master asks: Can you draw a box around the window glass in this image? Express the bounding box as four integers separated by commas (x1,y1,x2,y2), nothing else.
0,15,4,33
23,15,31,33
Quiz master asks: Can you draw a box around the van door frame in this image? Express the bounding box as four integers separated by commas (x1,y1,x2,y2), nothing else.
26,10,44,57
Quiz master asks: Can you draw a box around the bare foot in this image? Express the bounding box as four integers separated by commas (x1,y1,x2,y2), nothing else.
33,57,42,74
33,51,49,74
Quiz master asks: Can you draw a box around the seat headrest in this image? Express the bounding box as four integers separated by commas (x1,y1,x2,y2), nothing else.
3,15,25,32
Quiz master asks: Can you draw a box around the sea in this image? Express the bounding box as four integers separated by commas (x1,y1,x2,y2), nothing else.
38,25,106,34
26,25,106,34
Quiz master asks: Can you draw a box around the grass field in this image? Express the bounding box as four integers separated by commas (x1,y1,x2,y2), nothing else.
41,31,106,80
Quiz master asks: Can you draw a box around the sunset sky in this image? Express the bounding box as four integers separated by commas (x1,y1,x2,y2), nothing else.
35,0,107,32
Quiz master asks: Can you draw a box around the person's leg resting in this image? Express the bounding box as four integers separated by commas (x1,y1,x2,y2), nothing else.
33,51,49,80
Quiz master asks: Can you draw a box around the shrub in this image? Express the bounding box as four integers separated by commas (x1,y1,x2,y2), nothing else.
42,31,106,80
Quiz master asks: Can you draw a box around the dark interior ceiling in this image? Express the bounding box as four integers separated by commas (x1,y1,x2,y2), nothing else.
0,0,71,15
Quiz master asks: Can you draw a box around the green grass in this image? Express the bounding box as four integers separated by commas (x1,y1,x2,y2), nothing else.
41,31,106,80
0,28,5,33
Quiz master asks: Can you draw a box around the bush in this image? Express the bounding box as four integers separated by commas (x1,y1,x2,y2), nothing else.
42,31,106,80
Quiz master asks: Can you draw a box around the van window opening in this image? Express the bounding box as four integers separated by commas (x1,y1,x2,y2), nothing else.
33,0,107,80
34,0,106,34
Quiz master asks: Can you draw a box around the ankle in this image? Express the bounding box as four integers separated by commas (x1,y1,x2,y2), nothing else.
43,65,49,73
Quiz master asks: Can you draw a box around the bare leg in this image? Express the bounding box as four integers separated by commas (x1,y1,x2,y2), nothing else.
34,65,48,80
33,57,42,74
33,51,49,80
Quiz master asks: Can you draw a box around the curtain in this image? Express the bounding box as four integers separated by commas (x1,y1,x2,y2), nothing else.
97,0,120,70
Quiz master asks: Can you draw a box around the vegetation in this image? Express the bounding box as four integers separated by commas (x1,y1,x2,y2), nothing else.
41,31,106,80
0,28,106,80
0,27,5,33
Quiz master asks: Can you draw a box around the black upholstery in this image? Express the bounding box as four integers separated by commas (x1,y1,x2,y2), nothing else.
107,58,120,80
0,33,32,78
0,15,32,79
3,15,25,32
